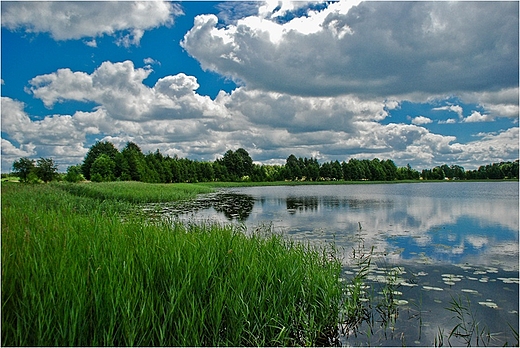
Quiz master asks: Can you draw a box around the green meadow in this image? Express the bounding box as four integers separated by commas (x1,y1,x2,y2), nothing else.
1,182,348,346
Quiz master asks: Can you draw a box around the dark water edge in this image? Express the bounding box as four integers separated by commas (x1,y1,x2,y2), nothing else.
339,261,519,346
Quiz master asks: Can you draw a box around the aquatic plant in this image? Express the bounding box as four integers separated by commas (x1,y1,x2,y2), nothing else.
57,181,214,203
435,295,495,347
1,183,343,346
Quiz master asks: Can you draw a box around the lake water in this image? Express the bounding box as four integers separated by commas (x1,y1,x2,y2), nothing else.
153,182,519,346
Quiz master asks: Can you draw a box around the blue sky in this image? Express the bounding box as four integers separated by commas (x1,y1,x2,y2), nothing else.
1,1,518,172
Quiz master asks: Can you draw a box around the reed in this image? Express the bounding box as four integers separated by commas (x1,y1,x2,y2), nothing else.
2,183,343,346
57,181,214,203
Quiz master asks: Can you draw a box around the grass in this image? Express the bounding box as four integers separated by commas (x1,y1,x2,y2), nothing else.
56,181,214,203
1,182,344,346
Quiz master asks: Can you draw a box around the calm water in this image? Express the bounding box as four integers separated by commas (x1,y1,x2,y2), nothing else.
154,182,519,346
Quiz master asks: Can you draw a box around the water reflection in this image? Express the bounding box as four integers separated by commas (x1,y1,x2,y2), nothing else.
144,192,255,221
172,182,518,271
213,193,255,221
155,182,518,346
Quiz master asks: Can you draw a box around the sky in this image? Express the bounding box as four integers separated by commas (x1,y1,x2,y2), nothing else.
1,0,519,173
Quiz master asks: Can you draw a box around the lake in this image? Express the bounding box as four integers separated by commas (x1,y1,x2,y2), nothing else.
152,182,519,346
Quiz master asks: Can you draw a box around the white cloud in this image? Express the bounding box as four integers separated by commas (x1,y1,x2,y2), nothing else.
460,87,519,118
143,57,161,67
432,105,464,119
462,127,519,165
4,56,519,172
84,39,97,48
438,118,456,124
411,116,433,125
182,1,518,98
1,1,182,46
28,61,226,122
219,88,388,134
1,139,33,157
463,111,494,123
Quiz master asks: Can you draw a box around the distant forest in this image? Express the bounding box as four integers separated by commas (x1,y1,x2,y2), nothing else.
9,140,520,183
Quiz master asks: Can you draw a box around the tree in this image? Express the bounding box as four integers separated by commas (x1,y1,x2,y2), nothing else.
221,148,254,181
82,141,119,180
285,154,301,180
236,148,253,173
90,154,116,182
65,165,84,183
382,159,397,180
121,142,146,181
12,157,35,182
450,165,465,180
35,157,58,182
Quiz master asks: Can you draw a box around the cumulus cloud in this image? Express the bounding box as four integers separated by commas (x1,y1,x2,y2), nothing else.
219,88,388,134
432,105,464,119
438,118,457,124
463,111,494,123
1,1,182,46
411,116,433,125
182,1,518,98
1,96,96,170
460,87,519,118
4,49,518,172
28,61,225,121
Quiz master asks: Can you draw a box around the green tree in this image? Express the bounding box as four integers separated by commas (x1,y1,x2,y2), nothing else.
432,166,445,180
121,142,146,181
64,165,84,183
90,154,116,182
12,157,35,182
82,141,119,180
285,154,302,180
382,159,397,180
450,165,465,180
35,157,58,183
221,148,254,181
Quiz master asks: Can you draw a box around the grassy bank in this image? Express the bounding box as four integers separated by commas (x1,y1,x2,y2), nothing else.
57,181,214,203
2,182,344,346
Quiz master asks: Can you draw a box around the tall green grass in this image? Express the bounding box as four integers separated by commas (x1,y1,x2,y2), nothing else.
2,183,343,346
57,181,214,203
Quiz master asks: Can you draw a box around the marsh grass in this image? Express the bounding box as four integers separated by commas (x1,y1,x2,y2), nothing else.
434,295,502,347
338,233,408,345
2,183,343,346
57,181,214,203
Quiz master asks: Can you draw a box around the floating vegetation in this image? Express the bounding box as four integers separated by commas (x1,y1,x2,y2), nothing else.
461,289,479,295
498,277,520,284
422,286,444,291
478,301,498,309
442,274,463,286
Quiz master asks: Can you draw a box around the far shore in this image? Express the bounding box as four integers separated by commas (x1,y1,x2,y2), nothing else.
198,178,519,188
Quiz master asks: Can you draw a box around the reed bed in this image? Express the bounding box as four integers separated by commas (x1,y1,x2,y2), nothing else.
57,181,214,203
2,183,343,346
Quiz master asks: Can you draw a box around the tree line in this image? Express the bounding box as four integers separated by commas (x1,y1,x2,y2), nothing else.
8,140,519,183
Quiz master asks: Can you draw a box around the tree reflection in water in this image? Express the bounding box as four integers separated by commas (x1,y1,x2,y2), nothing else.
212,193,255,221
